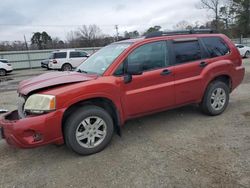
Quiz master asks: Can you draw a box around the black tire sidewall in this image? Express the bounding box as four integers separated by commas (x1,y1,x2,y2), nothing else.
245,51,250,58
64,105,114,155
62,64,72,71
202,81,229,116
0,69,6,76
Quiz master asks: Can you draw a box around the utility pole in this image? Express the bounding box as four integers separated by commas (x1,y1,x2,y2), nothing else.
115,25,119,41
24,35,32,69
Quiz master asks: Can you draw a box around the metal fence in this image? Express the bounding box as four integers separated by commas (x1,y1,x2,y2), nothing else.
0,47,101,69
231,38,250,46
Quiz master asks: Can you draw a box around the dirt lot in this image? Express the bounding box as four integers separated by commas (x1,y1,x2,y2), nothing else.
0,60,250,188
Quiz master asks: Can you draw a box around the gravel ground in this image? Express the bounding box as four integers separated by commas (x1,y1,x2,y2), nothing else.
0,60,250,188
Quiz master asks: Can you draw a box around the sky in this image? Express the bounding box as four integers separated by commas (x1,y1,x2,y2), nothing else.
0,0,212,42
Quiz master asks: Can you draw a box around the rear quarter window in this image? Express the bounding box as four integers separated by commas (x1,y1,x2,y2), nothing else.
201,37,230,58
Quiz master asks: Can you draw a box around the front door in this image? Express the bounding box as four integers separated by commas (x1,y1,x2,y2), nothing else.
119,41,175,117
69,51,88,68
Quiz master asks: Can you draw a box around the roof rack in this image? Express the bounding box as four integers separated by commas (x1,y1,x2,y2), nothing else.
145,29,216,38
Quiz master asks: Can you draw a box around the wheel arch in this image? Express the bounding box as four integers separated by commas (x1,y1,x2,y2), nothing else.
208,74,232,91
202,74,232,102
0,68,7,76
62,97,122,138
244,50,250,58
61,62,72,69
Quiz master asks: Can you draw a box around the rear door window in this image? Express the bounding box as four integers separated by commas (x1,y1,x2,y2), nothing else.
70,51,88,58
54,52,67,59
173,40,202,64
201,37,230,58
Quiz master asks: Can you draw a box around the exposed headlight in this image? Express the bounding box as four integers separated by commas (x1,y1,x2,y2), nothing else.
24,94,56,114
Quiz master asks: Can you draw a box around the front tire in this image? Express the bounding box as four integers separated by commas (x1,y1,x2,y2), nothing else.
201,81,229,116
64,105,114,155
244,51,250,58
61,63,72,71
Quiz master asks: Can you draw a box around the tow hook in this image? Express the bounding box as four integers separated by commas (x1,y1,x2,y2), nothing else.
0,109,9,114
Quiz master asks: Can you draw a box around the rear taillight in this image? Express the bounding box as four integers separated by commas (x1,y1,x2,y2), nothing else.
52,60,57,64
234,49,242,66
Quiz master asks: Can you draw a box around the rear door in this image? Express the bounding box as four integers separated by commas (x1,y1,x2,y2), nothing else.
171,38,208,105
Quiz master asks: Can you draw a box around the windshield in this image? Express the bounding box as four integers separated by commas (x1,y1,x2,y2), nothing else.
76,43,132,75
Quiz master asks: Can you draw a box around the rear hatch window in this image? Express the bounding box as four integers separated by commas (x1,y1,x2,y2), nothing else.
0,60,9,64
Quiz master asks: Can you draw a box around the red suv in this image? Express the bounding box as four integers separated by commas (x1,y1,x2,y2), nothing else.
0,30,245,155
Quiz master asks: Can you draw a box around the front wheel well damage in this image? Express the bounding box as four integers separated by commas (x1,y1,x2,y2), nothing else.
62,97,122,139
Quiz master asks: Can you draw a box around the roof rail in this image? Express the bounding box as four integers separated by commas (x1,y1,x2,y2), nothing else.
145,29,216,38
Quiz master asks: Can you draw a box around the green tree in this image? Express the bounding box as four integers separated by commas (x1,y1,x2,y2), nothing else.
143,26,161,35
233,0,250,37
31,31,52,49
124,30,140,38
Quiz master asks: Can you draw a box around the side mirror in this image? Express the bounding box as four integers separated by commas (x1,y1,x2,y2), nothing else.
124,62,143,84
127,62,143,75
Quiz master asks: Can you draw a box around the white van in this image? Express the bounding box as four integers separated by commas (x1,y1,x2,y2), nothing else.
48,49,89,71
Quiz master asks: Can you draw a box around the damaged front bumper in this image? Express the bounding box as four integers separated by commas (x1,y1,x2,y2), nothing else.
0,110,64,148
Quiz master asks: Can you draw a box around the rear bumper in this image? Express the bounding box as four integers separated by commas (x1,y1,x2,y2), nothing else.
0,110,64,148
232,66,245,90
48,63,61,70
41,64,48,68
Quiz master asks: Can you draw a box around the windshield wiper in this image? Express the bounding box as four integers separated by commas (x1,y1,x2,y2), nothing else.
76,69,88,74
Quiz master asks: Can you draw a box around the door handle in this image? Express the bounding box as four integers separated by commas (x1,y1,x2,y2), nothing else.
161,69,172,76
200,61,208,68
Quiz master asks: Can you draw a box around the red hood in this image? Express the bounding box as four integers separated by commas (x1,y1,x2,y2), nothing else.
18,71,98,95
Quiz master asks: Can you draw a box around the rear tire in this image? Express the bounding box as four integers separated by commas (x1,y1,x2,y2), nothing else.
61,63,72,71
0,69,6,76
201,81,229,116
64,105,114,155
244,51,250,58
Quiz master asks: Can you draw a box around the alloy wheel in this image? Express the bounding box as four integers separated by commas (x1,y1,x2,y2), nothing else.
210,88,226,111
75,116,107,148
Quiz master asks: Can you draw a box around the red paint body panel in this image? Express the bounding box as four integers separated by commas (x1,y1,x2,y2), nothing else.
0,110,65,148
0,33,245,148
18,71,98,95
